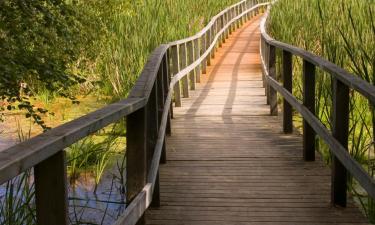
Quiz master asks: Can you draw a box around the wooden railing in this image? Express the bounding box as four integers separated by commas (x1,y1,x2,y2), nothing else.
0,1,268,225
260,4,375,207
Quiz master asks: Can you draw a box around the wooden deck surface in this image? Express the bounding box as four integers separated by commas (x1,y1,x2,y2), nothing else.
146,16,370,225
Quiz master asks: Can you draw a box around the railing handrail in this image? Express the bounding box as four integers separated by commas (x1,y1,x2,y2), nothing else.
260,3,375,206
0,1,269,225
260,6,375,105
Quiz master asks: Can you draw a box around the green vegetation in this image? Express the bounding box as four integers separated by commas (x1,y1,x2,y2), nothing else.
0,0,241,224
0,121,35,225
268,0,374,220
0,0,239,130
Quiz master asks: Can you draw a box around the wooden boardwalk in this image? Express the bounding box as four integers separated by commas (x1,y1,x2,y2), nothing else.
145,16,370,225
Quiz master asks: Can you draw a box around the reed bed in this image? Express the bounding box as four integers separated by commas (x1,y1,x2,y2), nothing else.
72,0,239,99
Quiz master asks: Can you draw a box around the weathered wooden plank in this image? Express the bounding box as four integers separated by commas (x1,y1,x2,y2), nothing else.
179,43,189,98
332,78,349,207
302,59,316,161
268,44,277,116
35,151,68,225
170,45,181,107
282,50,293,133
187,41,196,90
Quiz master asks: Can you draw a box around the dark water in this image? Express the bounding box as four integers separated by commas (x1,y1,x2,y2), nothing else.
0,160,127,225
68,167,127,225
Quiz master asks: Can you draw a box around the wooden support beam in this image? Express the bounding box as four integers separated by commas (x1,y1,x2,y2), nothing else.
164,52,172,135
331,78,349,207
268,45,278,116
179,43,189,98
126,106,147,225
171,45,181,107
35,151,68,225
187,41,196,90
282,50,293,133
147,84,160,208
194,39,201,83
157,64,167,164
201,35,207,74
206,30,212,66
303,59,316,161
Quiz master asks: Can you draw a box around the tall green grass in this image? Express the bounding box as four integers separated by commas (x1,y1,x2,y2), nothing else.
268,0,375,220
72,0,239,99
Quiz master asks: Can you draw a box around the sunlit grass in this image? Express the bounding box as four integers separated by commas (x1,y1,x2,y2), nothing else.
268,0,375,220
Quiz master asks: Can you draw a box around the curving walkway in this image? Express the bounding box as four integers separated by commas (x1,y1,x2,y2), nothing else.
145,16,369,225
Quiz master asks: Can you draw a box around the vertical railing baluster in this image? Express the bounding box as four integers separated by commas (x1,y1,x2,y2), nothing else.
229,9,233,35
219,16,223,47
265,43,270,104
148,82,160,207
171,45,181,107
206,29,212,66
268,45,278,116
158,60,167,164
261,38,266,88
194,39,201,83
211,24,216,59
241,3,245,24
332,78,349,207
225,12,229,39
164,52,172,136
187,41,196,90
303,60,316,161
282,50,293,133
126,104,147,225
35,151,68,225
179,43,189,98
201,35,207,74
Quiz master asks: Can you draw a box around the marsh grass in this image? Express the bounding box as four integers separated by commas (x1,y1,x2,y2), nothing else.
72,0,239,99
268,0,375,220
0,120,35,225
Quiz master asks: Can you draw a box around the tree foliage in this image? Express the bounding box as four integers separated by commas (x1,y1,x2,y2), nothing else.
0,0,87,129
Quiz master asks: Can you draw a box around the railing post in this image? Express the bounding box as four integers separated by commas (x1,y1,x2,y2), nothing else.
241,3,245,24
179,43,189,98
211,25,216,59
164,52,172,136
34,151,68,225
194,39,201,83
201,35,207,74
219,16,224,47
229,9,233,34
261,38,266,88
148,83,160,207
303,60,316,161
126,105,147,225
268,45,278,116
206,30,212,66
225,12,229,39
158,63,167,164
331,78,349,207
265,43,270,104
282,50,293,133
187,41,196,90
171,45,181,107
